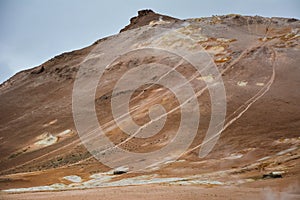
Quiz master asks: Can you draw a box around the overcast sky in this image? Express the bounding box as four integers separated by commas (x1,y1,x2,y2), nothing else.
0,0,299,83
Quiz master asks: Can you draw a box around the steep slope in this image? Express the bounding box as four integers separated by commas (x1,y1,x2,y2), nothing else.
0,10,299,199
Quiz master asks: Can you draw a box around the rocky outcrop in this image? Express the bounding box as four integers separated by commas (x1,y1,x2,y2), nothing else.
120,9,179,32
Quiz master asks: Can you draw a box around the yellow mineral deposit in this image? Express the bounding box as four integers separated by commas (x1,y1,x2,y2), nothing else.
237,81,248,87
206,46,225,54
196,74,214,83
43,119,57,127
256,82,265,86
215,56,231,63
216,38,237,43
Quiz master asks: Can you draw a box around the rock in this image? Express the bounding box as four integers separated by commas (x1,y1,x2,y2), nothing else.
113,170,127,175
112,166,129,175
137,9,154,16
35,133,58,147
120,9,178,32
31,66,45,74
262,171,284,179
63,175,82,183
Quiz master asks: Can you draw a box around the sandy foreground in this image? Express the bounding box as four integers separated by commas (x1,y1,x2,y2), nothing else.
2,175,300,200
1,184,299,200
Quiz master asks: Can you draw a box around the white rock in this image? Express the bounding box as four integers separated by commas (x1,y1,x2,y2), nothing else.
271,171,285,175
35,133,58,147
63,175,82,183
237,81,248,86
57,129,73,137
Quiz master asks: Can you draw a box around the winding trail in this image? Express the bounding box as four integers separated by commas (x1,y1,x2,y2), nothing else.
186,47,277,154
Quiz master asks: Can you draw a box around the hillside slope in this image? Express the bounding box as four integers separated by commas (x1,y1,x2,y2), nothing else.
0,10,299,199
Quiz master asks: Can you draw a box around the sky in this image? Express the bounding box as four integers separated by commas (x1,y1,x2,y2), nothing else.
0,0,299,83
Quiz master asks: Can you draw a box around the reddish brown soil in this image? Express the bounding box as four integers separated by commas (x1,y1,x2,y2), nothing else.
0,10,299,199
